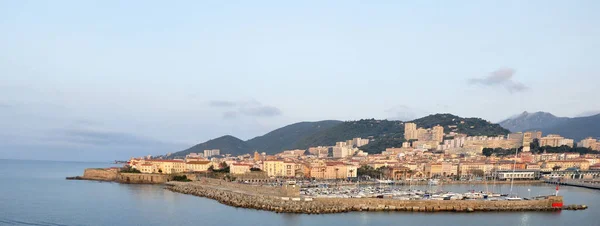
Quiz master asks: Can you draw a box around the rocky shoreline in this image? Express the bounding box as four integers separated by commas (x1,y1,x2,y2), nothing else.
165,181,587,214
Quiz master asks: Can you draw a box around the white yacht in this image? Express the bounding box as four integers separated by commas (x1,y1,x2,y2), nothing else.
428,179,439,186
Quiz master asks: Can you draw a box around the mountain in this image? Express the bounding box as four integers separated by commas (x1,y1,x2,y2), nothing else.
499,111,568,132
294,119,405,150
170,114,510,157
246,120,342,154
412,114,510,137
169,121,342,158
499,112,600,141
295,114,509,154
171,135,252,158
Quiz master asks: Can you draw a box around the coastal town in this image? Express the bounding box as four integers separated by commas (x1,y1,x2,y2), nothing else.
125,122,600,183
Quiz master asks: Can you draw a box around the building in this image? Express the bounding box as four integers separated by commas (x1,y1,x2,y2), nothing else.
279,149,306,158
497,170,538,180
323,162,351,179
432,125,444,143
186,153,204,159
204,149,220,158
523,131,542,146
578,137,598,150
425,162,457,178
417,128,431,141
543,160,590,171
560,139,574,148
308,146,330,158
230,163,252,175
352,137,370,147
539,135,573,147
139,163,156,173
332,146,356,158
263,160,285,177
458,162,493,178
508,132,524,145
144,159,186,174
283,161,303,177
186,161,213,172
253,151,261,161
404,123,418,140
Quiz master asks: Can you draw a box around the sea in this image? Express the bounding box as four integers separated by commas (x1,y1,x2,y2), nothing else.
1,159,599,226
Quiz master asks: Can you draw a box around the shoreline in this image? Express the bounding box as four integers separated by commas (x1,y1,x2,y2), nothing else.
164,179,587,214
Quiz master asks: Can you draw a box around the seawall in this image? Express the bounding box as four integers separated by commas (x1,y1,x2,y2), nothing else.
165,180,587,214
81,168,118,181
70,168,173,184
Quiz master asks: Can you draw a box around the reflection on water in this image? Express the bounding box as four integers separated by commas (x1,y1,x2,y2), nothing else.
1,159,599,226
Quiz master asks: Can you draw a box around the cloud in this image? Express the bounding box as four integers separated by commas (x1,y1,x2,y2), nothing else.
468,68,529,93
209,100,283,119
0,102,14,109
59,129,169,147
222,111,238,119
240,105,282,117
208,100,237,107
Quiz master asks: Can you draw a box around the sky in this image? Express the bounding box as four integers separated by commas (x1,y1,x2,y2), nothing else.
1,0,599,161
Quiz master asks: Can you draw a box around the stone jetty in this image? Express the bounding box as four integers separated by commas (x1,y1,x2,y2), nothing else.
165,179,588,214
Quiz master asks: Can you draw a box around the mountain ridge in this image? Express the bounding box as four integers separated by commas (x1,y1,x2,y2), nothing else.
168,114,510,158
499,111,600,141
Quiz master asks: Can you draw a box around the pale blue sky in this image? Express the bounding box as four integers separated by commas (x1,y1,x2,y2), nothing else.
1,1,599,161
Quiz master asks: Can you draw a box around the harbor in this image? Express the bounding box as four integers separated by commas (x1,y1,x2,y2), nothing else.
164,178,588,214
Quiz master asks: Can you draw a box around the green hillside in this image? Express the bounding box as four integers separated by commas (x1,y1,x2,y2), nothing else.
170,135,252,158
246,120,342,154
294,119,404,150
169,114,510,157
413,113,510,137
295,114,510,154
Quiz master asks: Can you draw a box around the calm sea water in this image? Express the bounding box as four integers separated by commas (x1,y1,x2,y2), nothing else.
1,159,599,226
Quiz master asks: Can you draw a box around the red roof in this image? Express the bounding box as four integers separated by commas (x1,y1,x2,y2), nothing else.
187,161,211,164
232,163,253,167
325,161,345,166
147,159,184,163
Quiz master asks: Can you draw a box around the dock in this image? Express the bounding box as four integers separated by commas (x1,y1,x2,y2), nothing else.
543,178,600,190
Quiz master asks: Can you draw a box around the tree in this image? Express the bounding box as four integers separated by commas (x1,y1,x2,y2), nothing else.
250,167,262,171
120,165,141,173
530,138,540,152
552,165,562,171
172,175,191,182
357,165,382,179
219,162,228,169
158,169,163,173
468,169,485,177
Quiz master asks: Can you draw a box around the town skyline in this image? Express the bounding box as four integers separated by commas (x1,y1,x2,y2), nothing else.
129,120,600,183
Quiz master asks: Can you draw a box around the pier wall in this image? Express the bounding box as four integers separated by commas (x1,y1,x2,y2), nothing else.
165,181,581,214
79,168,173,184
195,178,300,197
82,168,118,181
316,196,561,211
117,173,171,184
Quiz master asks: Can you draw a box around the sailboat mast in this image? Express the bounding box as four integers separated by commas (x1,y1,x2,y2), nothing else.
509,148,518,193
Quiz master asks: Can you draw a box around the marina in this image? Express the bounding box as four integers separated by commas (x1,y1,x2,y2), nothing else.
300,184,526,201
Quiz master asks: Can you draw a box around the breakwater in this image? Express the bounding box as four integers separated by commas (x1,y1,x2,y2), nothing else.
67,168,173,184
165,180,587,214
